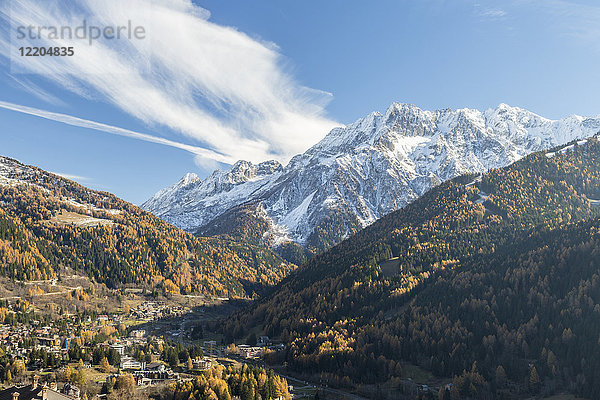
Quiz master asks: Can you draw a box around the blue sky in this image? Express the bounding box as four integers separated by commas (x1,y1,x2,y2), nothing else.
1,0,600,204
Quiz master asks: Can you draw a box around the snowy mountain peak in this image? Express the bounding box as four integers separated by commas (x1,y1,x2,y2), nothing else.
495,102,520,111
181,172,200,185
143,103,600,253
208,160,283,186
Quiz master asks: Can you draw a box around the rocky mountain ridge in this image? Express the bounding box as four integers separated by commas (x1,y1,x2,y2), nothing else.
143,102,600,253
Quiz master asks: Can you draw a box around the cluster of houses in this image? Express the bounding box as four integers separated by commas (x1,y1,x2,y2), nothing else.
109,362,179,387
0,316,181,392
231,336,286,359
114,330,163,373
127,302,185,322
0,325,33,359
0,320,84,363
112,329,215,386
0,299,294,398
115,357,214,387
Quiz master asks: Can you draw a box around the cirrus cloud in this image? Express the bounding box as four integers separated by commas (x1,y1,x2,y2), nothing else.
0,0,340,164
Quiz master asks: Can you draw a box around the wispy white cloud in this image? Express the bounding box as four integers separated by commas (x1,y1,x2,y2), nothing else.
479,9,507,18
473,2,507,20
192,155,221,174
7,76,67,107
49,171,90,182
524,0,600,48
0,100,236,164
473,0,600,51
0,0,340,164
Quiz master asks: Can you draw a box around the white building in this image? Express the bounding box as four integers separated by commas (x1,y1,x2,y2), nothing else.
192,357,212,370
120,356,144,370
110,343,127,356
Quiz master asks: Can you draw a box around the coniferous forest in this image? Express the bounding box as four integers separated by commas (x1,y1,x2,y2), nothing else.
223,138,600,398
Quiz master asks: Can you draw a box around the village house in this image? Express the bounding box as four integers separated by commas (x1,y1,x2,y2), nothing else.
130,362,178,385
257,336,270,347
0,376,78,400
120,356,144,370
129,329,146,339
109,343,126,356
238,345,263,359
192,357,211,370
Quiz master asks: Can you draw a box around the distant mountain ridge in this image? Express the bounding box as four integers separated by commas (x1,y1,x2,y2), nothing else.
143,103,600,254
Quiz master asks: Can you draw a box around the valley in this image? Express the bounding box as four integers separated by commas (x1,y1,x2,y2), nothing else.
0,275,296,399
0,156,301,398
0,133,599,400
2,0,598,399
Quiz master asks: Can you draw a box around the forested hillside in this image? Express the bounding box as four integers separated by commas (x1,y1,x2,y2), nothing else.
197,204,271,247
0,157,294,297
197,203,310,265
223,138,600,398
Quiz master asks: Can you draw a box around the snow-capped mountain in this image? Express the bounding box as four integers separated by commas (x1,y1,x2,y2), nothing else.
143,103,600,253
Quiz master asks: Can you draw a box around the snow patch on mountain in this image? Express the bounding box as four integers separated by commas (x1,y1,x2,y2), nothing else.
0,156,122,216
143,103,600,251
